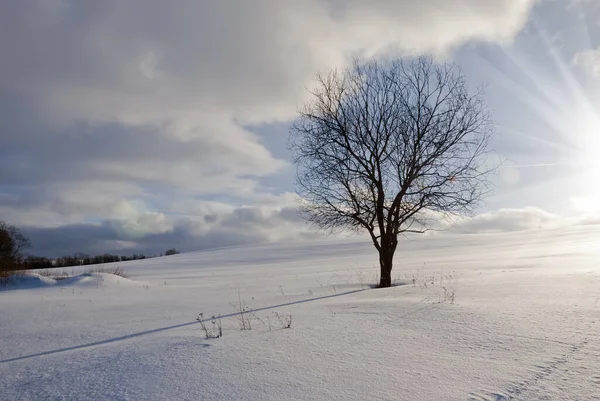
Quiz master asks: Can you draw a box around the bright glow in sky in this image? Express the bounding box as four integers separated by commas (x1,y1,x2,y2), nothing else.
1,0,600,256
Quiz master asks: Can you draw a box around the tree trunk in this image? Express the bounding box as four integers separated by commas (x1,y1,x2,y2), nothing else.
378,246,393,288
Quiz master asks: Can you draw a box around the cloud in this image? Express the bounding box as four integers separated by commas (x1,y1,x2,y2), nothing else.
0,1,538,119
0,0,539,253
572,47,600,77
22,202,600,258
0,1,538,133
451,207,563,233
23,201,320,257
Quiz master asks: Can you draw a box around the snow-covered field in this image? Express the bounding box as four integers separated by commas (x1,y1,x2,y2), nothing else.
2,226,600,400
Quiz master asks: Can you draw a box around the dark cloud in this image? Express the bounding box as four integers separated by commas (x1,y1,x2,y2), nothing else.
0,121,276,188
22,205,316,258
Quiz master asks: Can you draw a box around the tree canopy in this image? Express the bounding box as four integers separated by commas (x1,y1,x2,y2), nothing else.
290,57,495,287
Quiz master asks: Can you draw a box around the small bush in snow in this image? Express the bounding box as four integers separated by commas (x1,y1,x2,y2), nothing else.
232,291,255,330
437,273,457,304
84,266,128,278
406,265,457,304
36,269,71,280
273,311,292,329
197,313,222,339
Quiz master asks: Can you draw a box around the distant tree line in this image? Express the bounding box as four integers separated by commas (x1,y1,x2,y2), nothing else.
1,219,180,271
22,253,158,269
21,250,180,269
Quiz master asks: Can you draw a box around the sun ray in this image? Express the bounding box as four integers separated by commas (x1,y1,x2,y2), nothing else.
498,126,571,153
488,9,600,205
481,48,569,129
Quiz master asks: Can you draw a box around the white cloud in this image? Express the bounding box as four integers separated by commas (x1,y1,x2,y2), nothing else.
451,207,563,233
0,1,538,125
109,212,173,240
572,47,600,77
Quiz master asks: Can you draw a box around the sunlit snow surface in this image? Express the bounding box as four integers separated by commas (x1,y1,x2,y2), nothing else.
2,226,600,400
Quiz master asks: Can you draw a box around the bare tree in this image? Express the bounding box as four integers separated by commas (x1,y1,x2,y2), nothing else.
289,57,495,288
0,221,30,272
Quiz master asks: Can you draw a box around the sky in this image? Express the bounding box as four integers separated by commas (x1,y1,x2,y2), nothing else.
1,0,600,257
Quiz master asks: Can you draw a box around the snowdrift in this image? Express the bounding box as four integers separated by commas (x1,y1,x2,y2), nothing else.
1,272,137,290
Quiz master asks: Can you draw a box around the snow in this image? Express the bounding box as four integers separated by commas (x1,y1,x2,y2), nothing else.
2,225,600,400
1,273,57,290
3,272,140,290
